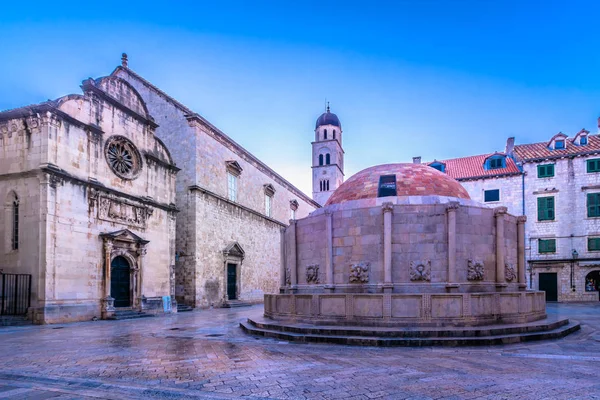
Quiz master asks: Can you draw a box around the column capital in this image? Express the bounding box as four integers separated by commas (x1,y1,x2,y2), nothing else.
446,201,460,212
382,202,394,213
494,206,508,216
517,215,527,224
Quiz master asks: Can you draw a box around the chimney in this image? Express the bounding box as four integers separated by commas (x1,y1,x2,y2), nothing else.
412,156,421,164
505,137,515,156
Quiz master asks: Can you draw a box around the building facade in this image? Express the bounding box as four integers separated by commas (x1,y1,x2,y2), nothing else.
418,121,600,302
112,56,320,308
0,75,178,323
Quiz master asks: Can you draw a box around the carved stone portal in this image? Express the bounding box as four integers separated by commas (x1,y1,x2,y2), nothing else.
467,259,485,281
306,264,319,284
409,260,431,282
505,263,516,282
349,262,370,284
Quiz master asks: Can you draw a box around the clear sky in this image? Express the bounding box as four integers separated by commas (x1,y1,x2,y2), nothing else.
1,1,599,195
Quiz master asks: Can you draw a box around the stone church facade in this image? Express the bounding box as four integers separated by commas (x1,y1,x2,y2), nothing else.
112,56,319,308
0,55,319,323
0,75,178,323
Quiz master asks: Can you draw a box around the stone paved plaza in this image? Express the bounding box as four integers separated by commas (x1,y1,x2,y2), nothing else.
1,303,600,399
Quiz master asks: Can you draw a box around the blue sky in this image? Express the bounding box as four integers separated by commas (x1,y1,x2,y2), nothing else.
1,1,599,194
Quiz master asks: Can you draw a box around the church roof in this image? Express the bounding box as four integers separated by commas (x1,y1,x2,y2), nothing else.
325,163,470,205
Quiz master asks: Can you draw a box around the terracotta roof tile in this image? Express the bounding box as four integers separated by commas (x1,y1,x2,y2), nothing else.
426,154,522,181
513,134,600,162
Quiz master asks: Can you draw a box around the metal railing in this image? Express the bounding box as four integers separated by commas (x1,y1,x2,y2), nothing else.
0,273,31,316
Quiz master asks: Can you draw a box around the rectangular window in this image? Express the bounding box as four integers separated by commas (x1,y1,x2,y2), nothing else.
489,158,503,169
587,159,600,173
484,189,500,202
537,164,555,178
227,173,237,202
588,237,600,252
587,193,600,217
378,175,397,197
265,195,272,217
538,239,556,253
537,196,555,221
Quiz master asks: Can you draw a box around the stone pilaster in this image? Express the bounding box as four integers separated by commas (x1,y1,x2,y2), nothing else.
495,207,508,288
517,215,527,289
382,203,393,293
324,211,334,293
101,239,115,319
289,219,298,291
446,202,459,291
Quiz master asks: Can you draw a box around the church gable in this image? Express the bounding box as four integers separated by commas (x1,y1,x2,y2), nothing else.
95,76,150,119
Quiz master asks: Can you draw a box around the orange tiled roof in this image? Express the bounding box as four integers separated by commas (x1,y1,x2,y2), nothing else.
427,154,522,181
513,134,600,162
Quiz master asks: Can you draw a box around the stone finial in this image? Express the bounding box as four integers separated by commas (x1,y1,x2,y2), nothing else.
382,202,394,213
517,215,527,224
494,206,508,216
446,201,460,212
121,53,128,68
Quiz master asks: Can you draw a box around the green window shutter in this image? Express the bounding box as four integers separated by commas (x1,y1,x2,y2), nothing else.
587,193,600,217
538,196,555,221
588,237,600,251
538,164,555,178
539,239,556,253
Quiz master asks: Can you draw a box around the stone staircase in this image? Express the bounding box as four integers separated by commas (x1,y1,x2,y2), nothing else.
107,309,154,320
222,300,253,308
176,304,194,312
240,316,580,346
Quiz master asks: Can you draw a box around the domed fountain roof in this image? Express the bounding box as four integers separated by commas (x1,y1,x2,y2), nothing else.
325,163,470,205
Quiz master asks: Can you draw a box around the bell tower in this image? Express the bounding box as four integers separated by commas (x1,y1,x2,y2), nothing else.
312,103,344,206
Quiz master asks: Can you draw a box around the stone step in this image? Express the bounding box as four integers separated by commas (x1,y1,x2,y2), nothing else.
107,311,154,320
0,315,32,327
240,318,580,347
246,316,571,338
176,304,194,312
222,301,253,308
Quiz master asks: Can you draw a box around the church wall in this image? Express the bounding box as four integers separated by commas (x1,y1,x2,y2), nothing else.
191,190,282,307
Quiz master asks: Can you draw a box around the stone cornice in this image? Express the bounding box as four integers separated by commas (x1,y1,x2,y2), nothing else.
40,164,178,213
188,184,286,228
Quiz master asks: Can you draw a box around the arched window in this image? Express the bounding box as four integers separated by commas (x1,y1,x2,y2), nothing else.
333,130,336,140
319,154,324,166
324,129,328,140
326,154,331,165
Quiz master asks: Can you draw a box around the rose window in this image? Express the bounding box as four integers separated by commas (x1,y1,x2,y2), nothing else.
104,136,142,180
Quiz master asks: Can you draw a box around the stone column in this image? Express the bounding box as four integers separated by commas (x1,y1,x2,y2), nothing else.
446,202,459,291
517,216,527,289
280,227,286,291
289,219,298,292
382,203,394,293
325,211,334,293
495,207,508,288
101,239,115,319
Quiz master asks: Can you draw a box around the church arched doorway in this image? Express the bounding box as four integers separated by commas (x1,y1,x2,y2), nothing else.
585,270,600,301
111,256,131,307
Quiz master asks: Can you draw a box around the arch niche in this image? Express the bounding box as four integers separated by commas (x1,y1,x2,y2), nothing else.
100,229,149,318
585,270,600,301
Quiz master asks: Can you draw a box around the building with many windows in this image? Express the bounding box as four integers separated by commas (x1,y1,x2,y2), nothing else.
417,120,600,302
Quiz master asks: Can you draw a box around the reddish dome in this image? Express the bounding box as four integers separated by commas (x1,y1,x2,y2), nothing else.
326,163,470,205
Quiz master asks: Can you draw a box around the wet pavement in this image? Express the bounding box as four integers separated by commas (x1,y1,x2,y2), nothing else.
0,302,599,399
